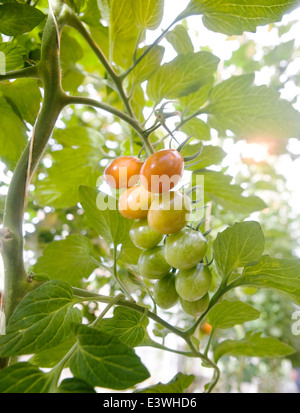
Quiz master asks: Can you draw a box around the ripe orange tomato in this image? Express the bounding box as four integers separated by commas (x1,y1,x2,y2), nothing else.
201,322,212,335
140,149,184,193
104,156,143,189
147,191,191,234
118,185,153,219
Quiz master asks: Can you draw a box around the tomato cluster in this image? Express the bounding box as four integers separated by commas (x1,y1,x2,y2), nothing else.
104,150,211,317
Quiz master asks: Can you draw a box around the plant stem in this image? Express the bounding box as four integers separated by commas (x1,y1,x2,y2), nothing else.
65,13,135,118
63,95,154,155
1,3,64,323
0,65,40,82
92,293,125,328
72,287,188,340
120,18,179,80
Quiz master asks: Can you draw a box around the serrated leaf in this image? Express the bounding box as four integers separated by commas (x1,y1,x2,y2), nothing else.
207,74,300,140
33,235,100,285
214,332,295,362
130,0,164,30
165,24,194,55
99,307,148,347
207,300,260,329
193,170,267,214
0,42,28,71
0,4,45,36
0,363,50,393
147,51,219,103
136,372,195,393
213,221,265,279
0,95,28,169
233,255,300,305
179,0,299,35
0,281,81,357
69,325,150,390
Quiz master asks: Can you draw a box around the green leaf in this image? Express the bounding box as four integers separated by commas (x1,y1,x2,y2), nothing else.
0,42,28,71
180,117,211,141
34,126,104,208
29,337,76,368
213,221,265,279
214,331,295,362
0,96,28,169
0,79,41,125
193,170,267,214
147,51,220,103
178,82,213,116
179,0,299,35
165,24,194,55
99,307,148,347
207,300,260,330
131,45,165,84
79,186,128,246
33,235,100,285
136,372,195,393
207,74,300,140
183,143,226,170
58,378,96,393
234,255,300,306
0,280,81,357
110,0,139,67
0,4,45,36
130,0,164,30
0,363,50,393
79,186,141,264
264,39,295,66
69,325,150,390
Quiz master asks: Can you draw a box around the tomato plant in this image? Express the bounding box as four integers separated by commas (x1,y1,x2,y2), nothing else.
153,272,179,310
140,149,184,193
118,185,153,219
138,246,171,279
175,263,212,302
148,191,192,234
164,228,208,270
129,219,163,249
180,294,210,317
0,0,300,396
104,156,143,189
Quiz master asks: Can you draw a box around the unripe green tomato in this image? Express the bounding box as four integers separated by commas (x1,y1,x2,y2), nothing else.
153,272,179,310
175,263,212,302
129,219,164,249
148,191,192,235
180,293,210,317
164,228,208,270
138,246,171,279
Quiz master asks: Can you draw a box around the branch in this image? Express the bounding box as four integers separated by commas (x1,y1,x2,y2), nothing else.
120,17,179,80
0,65,40,82
63,95,154,155
2,5,64,323
65,13,135,119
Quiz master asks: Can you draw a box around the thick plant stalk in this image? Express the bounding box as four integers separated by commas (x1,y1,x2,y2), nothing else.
1,2,65,327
